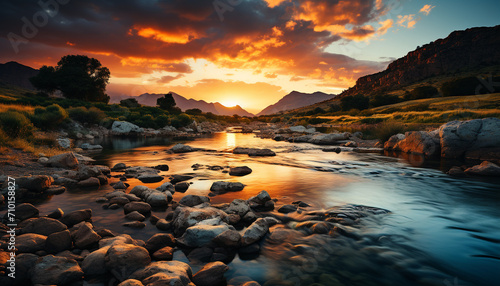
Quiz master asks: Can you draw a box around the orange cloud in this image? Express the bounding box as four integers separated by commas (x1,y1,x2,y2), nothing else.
420,4,436,15
397,14,418,29
133,27,198,44
377,19,394,35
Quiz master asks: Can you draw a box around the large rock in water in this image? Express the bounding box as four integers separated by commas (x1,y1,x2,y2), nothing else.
16,233,47,252
229,166,252,176
439,118,500,159
210,181,245,194
170,143,195,153
308,133,350,145
112,121,144,135
15,175,53,192
19,217,67,236
172,206,229,234
47,152,79,169
179,195,210,207
384,133,406,149
393,131,440,157
177,224,230,247
192,261,229,286
241,218,269,246
464,161,500,176
31,255,84,285
129,261,193,286
105,244,151,281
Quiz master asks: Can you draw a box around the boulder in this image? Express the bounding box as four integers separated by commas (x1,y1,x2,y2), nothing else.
152,246,174,261
114,180,129,190
16,233,47,253
309,133,350,145
145,233,176,253
19,217,67,236
77,177,101,188
45,230,72,254
213,229,242,248
123,221,146,228
173,206,229,234
112,121,144,135
157,182,175,193
289,125,306,133
74,222,101,249
175,182,190,192
60,209,92,227
248,190,271,204
57,138,72,149
126,211,146,221
47,152,79,169
124,202,152,216
322,147,342,153
129,261,192,286
82,246,111,276
210,181,245,194
80,143,103,150
16,175,53,192
384,133,406,149
464,161,500,176
118,279,144,286
45,185,66,195
31,255,84,285
192,261,229,286
241,218,269,246
177,224,230,247
10,203,39,221
393,131,440,157
179,195,210,207
144,191,170,207
447,166,466,177
112,163,127,171
278,204,298,214
99,234,138,248
105,244,151,281
170,143,195,153
77,165,102,180
155,164,170,171
229,166,253,176
225,199,251,216
138,173,164,183
248,148,276,156
170,174,194,184
156,219,172,231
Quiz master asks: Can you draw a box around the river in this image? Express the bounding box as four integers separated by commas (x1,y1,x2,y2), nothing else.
30,132,500,285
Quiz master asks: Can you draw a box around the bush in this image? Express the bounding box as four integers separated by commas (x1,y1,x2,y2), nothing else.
372,122,409,142
171,113,192,128
155,114,170,128
341,94,369,111
406,86,439,100
68,106,106,125
186,108,203,115
371,94,401,107
0,111,33,138
441,77,481,97
120,98,140,108
31,104,68,130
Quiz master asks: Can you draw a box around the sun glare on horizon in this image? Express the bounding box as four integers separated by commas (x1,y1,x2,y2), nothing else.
220,100,239,107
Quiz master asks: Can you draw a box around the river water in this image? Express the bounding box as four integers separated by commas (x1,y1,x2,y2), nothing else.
30,132,500,285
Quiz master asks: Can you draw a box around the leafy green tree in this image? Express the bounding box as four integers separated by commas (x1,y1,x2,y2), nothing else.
157,93,176,110
120,98,140,108
30,55,110,103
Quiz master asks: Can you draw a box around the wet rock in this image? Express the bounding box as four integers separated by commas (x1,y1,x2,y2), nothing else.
227,214,241,225
170,174,194,184
238,243,260,255
156,219,172,231
248,190,271,204
177,224,230,247
210,181,245,194
45,230,72,254
192,261,229,286
289,126,315,133
118,279,144,286
152,246,174,261
144,191,171,207
464,161,500,176
188,247,213,262
60,209,92,227
112,121,144,135
126,211,146,221
19,217,67,236
8,203,39,222
124,202,152,216
57,138,72,149
213,229,242,248
384,133,406,150
225,199,251,217
149,214,160,225
45,185,66,195
113,180,129,190
229,166,253,176
322,147,341,153
171,143,195,153
47,208,64,219
16,175,53,192
157,182,175,193
175,182,190,192
173,206,229,234
309,132,350,145
145,233,176,253
179,194,210,207
393,131,440,157
105,244,151,281
74,222,101,249
53,177,79,187
112,163,127,171
155,164,170,171
241,218,269,246
138,173,164,183
77,177,100,188
278,204,298,214
31,255,84,285
47,152,79,169
123,221,146,228
129,261,192,285
447,166,466,177
242,211,257,223
248,148,276,156
99,234,137,248
16,233,47,252
311,222,330,234
82,246,111,276
129,185,151,197
80,143,103,150
110,196,130,206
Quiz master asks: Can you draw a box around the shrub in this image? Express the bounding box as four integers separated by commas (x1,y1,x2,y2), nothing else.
308,117,329,124
120,98,140,108
186,108,203,115
441,77,481,97
68,106,106,125
155,114,170,128
31,104,68,130
372,121,409,142
270,117,281,123
171,113,192,128
0,111,33,138
371,94,401,107
406,86,439,100
341,94,369,111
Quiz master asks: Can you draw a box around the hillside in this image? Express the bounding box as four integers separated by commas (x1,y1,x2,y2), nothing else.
118,92,255,117
257,91,335,116
0,61,39,90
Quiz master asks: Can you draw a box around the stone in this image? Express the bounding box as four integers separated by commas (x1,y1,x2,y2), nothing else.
60,209,92,227
157,182,175,192
248,190,271,204
278,204,298,214
154,164,170,171
225,199,251,216
171,143,195,153
248,148,276,156
145,233,176,253
57,138,72,149
74,222,101,249
210,181,245,194
47,208,64,219
345,141,358,147
289,125,307,133
241,218,269,246
144,191,170,207
15,175,53,192
447,166,466,177
152,246,174,261
138,173,164,183
19,217,67,236
16,233,47,253
384,133,406,149
213,229,242,248
114,181,129,190
465,161,500,176
172,206,229,234
31,255,84,285
112,163,127,171
45,230,72,254
112,121,144,135
126,211,146,221
45,185,66,195
110,196,130,206
118,279,145,286
175,182,190,192
123,221,146,228
179,195,210,207
129,261,192,285
156,219,172,231
77,177,101,188
309,133,350,145
105,244,151,281
80,143,103,150
47,152,79,169
10,203,39,221
170,174,194,184
192,261,229,286
77,165,102,180
322,147,341,153
81,246,111,276
229,166,253,176
393,131,440,157
124,202,152,216
177,224,230,247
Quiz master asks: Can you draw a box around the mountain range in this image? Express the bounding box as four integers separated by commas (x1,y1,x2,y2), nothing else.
257,91,335,116
0,61,38,90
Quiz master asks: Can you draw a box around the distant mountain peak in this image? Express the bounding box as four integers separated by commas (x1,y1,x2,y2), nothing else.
257,91,335,116
0,61,39,90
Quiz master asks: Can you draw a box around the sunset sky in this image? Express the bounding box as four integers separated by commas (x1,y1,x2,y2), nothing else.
1,0,499,113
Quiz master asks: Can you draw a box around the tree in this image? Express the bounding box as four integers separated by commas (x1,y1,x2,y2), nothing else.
157,93,177,110
120,98,140,108
371,94,401,107
30,55,110,103
185,108,202,115
405,86,439,100
340,94,369,111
